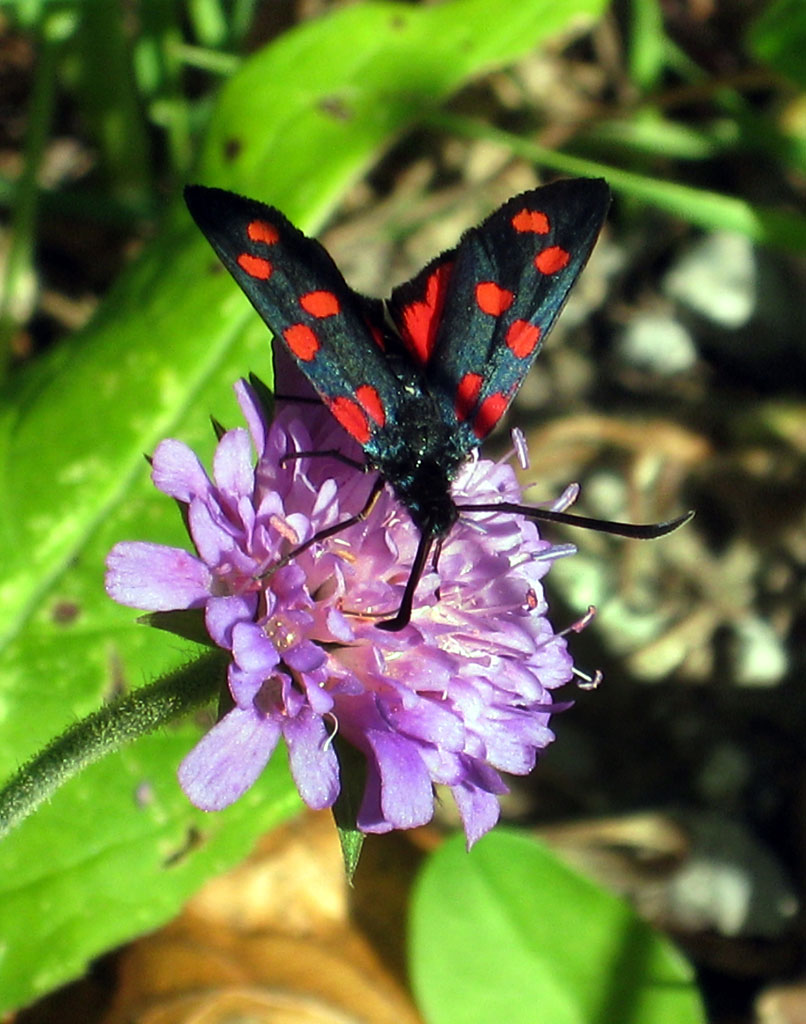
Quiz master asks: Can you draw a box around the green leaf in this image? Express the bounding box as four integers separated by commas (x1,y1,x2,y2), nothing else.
332,736,369,884
0,0,607,1012
410,830,706,1024
748,0,806,89
0,731,301,1014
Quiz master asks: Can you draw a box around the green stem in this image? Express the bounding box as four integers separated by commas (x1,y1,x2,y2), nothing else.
169,41,240,76
0,650,228,840
428,112,806,252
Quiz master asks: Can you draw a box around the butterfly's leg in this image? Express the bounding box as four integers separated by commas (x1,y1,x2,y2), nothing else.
376,528,435,632
262,474,385,577
430,533,447,602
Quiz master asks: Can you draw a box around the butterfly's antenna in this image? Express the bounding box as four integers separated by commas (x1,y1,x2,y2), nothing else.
455,502,695,540
376,528,436,632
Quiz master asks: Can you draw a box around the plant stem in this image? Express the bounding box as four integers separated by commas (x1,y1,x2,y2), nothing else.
0,651,228,840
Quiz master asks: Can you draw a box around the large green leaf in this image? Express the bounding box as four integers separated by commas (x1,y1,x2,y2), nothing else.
410,830,706,1024
0,0,606,1012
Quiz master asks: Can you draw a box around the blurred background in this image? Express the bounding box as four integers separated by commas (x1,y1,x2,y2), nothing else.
0,2,804,1022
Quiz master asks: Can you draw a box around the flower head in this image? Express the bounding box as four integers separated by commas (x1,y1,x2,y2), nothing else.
106,380,575,846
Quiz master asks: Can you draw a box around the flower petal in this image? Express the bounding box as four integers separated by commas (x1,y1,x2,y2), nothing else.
151,438,212,503
229,663,277,708
178,706,281,811
382,696,464,750
235,378,268,457
359,730,434,832
452,780,502,848
105,542,211,610
283,639,326,674
187,497,244,569
231,621,280,674
206,593,259,649
213,427,255,498
284,709,339,809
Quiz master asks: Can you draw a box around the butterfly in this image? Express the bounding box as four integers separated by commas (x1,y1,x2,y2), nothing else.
185,179,691,629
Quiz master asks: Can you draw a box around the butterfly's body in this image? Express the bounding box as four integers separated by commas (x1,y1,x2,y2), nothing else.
185,180,690,628
360,383,461,536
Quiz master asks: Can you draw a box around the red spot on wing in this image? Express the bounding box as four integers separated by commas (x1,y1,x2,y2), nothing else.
455,372,483,422
473,392,508,439
327,396,370,445
356,384,385,427
247,219,279,245
505,319,541,358
400,262,453,365
512,208,550,234
300,290,340,318
283,323,320,361
535,246,570,275
237,253,272,280
475,281,514,316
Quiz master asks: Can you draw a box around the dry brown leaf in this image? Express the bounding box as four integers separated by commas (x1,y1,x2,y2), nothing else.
101,813,422,1024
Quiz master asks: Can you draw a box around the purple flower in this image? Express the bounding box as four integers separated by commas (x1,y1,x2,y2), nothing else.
106,380,576,846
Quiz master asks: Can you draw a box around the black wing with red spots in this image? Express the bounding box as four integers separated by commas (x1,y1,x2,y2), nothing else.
185,185,408,451
186,179,608,527
387,178,610,446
